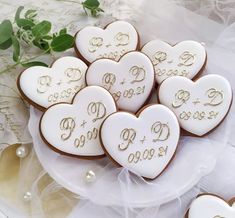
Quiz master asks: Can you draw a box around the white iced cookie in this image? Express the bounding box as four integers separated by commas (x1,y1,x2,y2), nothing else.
187,194,235,218
75,20,139,63
100,104,180,179
17,56,87,110
40,86,117,158
86,51,155,113
141,40,206,84
158,75,232,136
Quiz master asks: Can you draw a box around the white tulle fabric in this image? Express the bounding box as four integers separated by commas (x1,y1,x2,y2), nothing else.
2,0,235,217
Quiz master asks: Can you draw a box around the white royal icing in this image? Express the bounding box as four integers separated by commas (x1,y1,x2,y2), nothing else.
100,104,180,179
18,56,87,110
75,20,139,63
188,195,235,218
86,51,155,113
141,40,206,84
158,75,232,136
40,86,117,157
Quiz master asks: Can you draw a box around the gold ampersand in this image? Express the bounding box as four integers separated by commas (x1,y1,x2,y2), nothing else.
129,66,146,84
172,89,190,108
102,73,116,90
87,102,106,122
60,117,76,140
65,68,83,83
152,51,167,66
88,37,103,53
178,51,196,67
37,75,52,93
114,32,130,46
118,128,136,151
151,121,170,142
204,88,224,106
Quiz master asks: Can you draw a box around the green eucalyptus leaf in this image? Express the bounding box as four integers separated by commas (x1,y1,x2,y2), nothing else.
0,38,12,50
52,33,57,39
82,0,100,8
51,34,74,52
24,9,37,19
16,18,35,30
33,39,50,51
0,20,13,44
59,28,67,35
11,36,20,62
81,0,103,16
42,35,53,40
15,6,24,21
21,61,48,67
32,21,51,38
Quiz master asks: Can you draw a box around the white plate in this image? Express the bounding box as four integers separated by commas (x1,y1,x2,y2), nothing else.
29,106,226,207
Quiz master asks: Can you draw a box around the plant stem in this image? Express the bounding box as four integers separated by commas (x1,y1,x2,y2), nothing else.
0,63,20,75
0,49,51,76
20,49,50,64
56,0,81,4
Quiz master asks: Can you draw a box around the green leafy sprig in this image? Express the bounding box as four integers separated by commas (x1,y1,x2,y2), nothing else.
82,0,104,16
57,0,104,17
0,7,74,74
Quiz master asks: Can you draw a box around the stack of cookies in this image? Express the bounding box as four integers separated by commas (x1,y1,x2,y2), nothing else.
17,21,232,180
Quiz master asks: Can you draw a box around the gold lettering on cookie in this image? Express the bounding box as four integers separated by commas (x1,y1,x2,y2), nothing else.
178,51,196,67
128,148,156,164
208,111,219,119
179,111,191,120
88,37,103,53
112,91,121,101
204,88,224,106
152,51,167,65
158,146,168,157
114,32,129,46
155,69,189,77
172,90,190,108
74,127,99,148
60,117,76,140
129,66,146,84
37,75,52,93
87,102,106,122
102,73,116,90
65,68,83,83
151,121,170,142
179,111,219,121
118,128,136,151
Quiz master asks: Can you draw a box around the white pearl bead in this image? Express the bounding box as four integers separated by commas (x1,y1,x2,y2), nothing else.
16,145,28,158
23,191,32,202
85,170,96,183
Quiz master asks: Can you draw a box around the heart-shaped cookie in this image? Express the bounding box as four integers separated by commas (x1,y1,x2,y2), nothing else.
158,75,232,136
17,56,87,110
141,40,206,84
186,194,235,218
75,20,139,64
86,51,155,113
40,86,117,158
100,104,180,179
